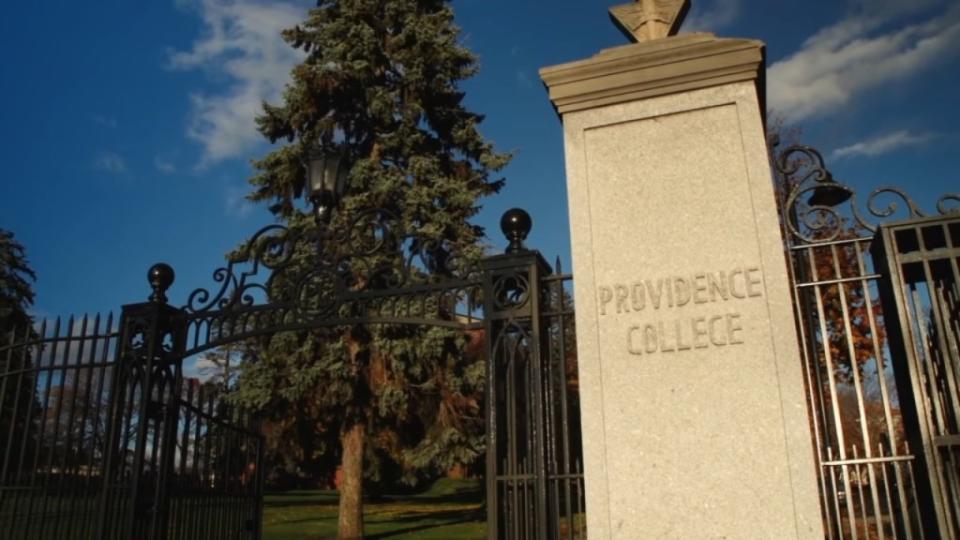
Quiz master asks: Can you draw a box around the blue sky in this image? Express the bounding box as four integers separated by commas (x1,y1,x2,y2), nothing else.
1,0,958,320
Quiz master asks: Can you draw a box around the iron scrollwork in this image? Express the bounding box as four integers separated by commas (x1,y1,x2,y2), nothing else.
776,144,960,243
180,208,484,353
184,224,295,314
185,208,478,314
492,271,531,311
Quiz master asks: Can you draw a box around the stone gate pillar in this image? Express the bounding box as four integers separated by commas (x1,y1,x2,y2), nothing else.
540,1,823,538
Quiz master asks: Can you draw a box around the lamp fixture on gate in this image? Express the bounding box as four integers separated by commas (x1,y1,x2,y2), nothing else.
307,145,348,222
807,171,853,208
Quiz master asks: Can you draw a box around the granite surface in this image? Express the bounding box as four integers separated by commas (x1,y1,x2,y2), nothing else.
545,36,823,539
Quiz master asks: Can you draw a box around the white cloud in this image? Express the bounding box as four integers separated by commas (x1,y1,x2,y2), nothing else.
194,356,219,370
682,0,740,32
154,157,177,173
169,0,307,166
94,151,127,173
183,354,219,382
768,2,960,122
832,130,934,159
225,185,254,217
184,351,242,383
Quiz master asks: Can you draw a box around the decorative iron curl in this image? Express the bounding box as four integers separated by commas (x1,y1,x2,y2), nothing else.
776,145,832,185
346,209,400,256
329,208,475,291
492,271,531,311
776,144,960,243
184,207,476,319
937,194,960,215
184,224,293,313
856,187,926,228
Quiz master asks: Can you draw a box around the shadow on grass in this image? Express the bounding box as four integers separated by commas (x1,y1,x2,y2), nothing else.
264,498,340,509
264,490,340,508
263,479,486,540
268,492,337,497
366,507,484,539
386,483,482,506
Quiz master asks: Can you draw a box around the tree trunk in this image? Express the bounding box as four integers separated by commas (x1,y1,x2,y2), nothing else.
337,421,365,540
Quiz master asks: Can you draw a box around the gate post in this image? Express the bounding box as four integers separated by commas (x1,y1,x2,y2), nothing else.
483,209,552,540
96,263,186,540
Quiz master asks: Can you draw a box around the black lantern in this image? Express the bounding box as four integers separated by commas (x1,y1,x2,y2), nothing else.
307,146,348,222
807,172,852,208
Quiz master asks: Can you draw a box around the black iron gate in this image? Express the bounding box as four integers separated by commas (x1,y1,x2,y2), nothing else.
0,309,263,540
0,207,585,539
875,214,960,538
776,143,960,539
0,314,121,539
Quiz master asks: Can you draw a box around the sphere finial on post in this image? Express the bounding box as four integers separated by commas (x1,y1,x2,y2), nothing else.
500,208,532,253
147,263,175,304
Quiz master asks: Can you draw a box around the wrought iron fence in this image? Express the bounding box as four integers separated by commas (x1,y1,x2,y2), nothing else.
164,379,262,540
0,314,119,540
0,207,589,539
541,266,585,540
775,143,960,539
0,311,262,540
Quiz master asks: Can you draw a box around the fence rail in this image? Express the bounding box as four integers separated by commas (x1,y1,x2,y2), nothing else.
164,379,262,540
0,314,119,539
0,311,262,540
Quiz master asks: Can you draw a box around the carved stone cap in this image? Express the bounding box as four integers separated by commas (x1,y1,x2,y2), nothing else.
610,0,691,42
540,33,765,115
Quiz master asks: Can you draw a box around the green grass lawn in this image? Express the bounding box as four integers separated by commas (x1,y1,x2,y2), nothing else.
263,478,486,540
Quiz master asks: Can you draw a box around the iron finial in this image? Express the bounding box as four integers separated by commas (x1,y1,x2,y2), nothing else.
148,263,175,303
501,208,532,253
